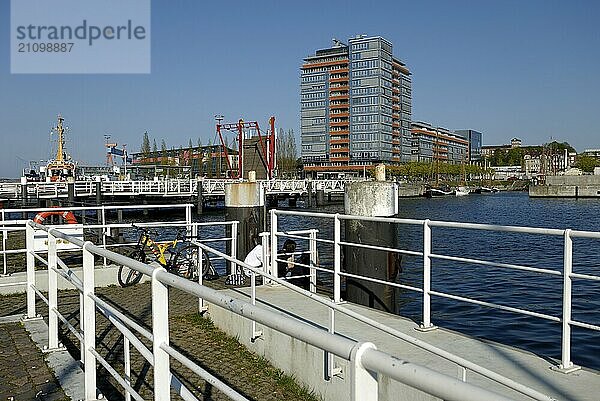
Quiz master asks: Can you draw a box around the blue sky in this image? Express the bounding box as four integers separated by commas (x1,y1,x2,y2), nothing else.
1,0,599,176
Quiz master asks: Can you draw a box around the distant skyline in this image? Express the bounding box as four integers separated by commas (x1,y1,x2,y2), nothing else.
1,0,600,176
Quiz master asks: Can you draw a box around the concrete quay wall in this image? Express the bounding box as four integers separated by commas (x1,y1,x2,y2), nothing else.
530,175,600,197
208,294,439,401
529,184,600,198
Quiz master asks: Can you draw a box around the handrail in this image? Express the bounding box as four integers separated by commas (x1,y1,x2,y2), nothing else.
271,208,600,376
23,220,530,401
191,239,554,401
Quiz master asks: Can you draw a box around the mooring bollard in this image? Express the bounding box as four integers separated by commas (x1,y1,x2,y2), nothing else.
224,171,265,275
343,164,400,312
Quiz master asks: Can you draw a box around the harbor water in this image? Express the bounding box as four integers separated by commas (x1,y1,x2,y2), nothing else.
273,192,600,371
67,192,600,371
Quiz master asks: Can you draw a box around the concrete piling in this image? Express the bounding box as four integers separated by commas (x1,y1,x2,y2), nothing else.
224,174,265,275
343,165,400,312
95,181,102,206
20,177,28,213
196,178,204,215
316,189,325,207
67,178,75,205
306,181,313,208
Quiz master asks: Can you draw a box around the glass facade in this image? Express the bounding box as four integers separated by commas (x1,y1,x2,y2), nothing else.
301,35,412,176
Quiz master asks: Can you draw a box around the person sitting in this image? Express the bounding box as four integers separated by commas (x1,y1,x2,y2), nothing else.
277,239,297,278
243,243,263,276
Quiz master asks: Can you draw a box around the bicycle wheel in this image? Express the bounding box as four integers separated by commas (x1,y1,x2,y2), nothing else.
118,248,145,287
174,245,214,280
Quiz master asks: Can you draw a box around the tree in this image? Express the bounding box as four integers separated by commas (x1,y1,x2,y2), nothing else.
188,139,193,149
197,138,203,176
576,155,598,173
161,139,167,164
141,132,151,161
152,139,158,155
277,128,298,177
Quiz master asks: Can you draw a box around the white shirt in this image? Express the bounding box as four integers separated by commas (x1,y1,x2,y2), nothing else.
243,244,263,276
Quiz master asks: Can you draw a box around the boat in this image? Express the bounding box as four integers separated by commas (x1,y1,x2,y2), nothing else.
45,115,76,182
455,186,470,196
475,186,499,194
425,187,455,197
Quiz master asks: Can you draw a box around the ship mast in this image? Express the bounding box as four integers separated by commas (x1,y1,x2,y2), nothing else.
55,115,65,162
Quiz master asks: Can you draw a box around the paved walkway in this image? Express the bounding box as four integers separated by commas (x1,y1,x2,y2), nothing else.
0,320,67,401
0,280,320,401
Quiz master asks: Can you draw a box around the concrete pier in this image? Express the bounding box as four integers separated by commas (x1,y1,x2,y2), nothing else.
530,175,600,198
225,176,265,274
208,286,600,401
344,166,400,312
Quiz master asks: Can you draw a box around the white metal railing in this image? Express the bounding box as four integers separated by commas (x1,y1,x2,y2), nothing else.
196,231,554,401
0,204,197,277
271,209,600,376
0,178,354,200
22,221,523,401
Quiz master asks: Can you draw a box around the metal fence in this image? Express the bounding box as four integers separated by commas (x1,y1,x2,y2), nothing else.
20,220,531,401
269,209,600,376
0,204,197,276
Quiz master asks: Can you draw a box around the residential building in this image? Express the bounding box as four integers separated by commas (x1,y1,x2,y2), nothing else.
455,129,482,164
301,35,412,177
410,121,468,164
582,149,600,161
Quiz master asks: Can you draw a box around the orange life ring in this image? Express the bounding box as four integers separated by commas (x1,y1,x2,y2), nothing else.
34,210,78,225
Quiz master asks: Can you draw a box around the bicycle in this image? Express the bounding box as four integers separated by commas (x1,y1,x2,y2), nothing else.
117,225,216,287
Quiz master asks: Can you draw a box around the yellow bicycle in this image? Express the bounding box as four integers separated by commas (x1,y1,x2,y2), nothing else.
117,225,215,287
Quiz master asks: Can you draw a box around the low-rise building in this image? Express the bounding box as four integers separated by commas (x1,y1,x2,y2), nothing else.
410,122,468,164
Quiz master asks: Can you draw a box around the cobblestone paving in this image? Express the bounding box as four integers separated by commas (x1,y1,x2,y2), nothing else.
0,280,320,401
0,322,68,401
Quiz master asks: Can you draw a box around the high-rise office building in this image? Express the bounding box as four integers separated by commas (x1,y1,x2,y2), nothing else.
455,129,483,164
301,35,412,177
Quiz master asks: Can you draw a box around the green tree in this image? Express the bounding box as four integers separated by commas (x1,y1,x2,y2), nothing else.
152,139,158,155
161,139,167,164
141,132,151,161
576,155,598,173
277,128,298,176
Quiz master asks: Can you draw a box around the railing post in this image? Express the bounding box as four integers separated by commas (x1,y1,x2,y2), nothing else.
250,271,262,341
197,242,208,314
1,209,6,276
558,229,580,373
260,232,271,285
101,206,107,268
47,230,59,350
269,209,278,280
333,214,341,303
25,222,37,319
124,335,131,401
309,229,318,293
185,204,192,238
231,221,238,275
350,342,378,401
152,268,171,401
82,242,97,400
324,308,342,381
419,219,436,331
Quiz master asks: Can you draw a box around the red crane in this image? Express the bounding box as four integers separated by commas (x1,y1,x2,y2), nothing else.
216,116,276,179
